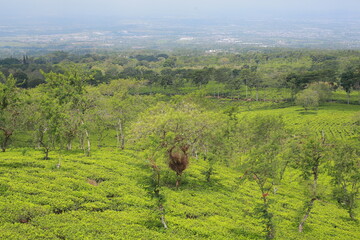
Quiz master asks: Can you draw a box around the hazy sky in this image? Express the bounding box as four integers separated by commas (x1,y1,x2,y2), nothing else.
1,0,360,23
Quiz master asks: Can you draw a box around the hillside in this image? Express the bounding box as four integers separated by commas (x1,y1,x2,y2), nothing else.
1,103,360,240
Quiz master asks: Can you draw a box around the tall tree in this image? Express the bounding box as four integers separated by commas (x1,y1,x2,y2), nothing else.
340,66,360,104
329,140,360,220
98,79,146,149
240,67,259,99
130,100,223,187
240,115,289,239
292,133,328,233
0,74,25,151
37,65,93,156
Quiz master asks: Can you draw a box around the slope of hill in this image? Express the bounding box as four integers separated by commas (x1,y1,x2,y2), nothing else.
0,139,359,239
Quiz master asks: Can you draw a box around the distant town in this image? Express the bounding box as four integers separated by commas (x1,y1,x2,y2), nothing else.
1,17,360,56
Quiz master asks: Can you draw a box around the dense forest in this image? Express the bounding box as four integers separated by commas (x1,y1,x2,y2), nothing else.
1,48,360,239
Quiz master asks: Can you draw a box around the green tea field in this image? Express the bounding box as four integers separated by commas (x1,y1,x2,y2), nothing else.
1,102,360,240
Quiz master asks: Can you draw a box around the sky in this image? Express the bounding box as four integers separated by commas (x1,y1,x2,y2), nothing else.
1,0,360,24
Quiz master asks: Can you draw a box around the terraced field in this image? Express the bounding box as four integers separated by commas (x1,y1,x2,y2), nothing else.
238,103,359,140
0,148,359,239
0,102,359,239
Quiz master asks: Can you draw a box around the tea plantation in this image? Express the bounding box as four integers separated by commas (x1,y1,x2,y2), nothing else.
1,103,360,240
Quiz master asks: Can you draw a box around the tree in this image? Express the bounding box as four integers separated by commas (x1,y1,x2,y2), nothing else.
0,74,25,152
130,100,223,187
307,82,332,103
240,115,289,239
191,68,212,87
98,79,147,149
214,68,232,84
340,66,360,104
84,87,112,148
295,88,319,111
13,71,29,88
239,67,258,99
36,65,93,157
0,58,21,65
60,104,83,151
329,140,360,220
292,134,328,232
29,89,63,159
225,69,242,91
162,57,176,68
147,157,168,229
284,73,302,102
159,68,175,88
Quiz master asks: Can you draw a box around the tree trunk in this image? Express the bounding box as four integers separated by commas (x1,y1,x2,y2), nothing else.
80,120,91,156
279,161,289,181
1,134,11,152
176,174,181,189
37,129,50,159
348,194,355,220
79,132,84,150
299,166,319,232
299,198,316,232
97,134,103,148
118,119,125,150
66,140,72,151
84,128,91,157
151,161,168,229
116,128,120,148
159,204,168,229
255,175,275,239
1,129,12,152
261,191,275,239
312,164,319,193
349,208,355,220
43,147,50,160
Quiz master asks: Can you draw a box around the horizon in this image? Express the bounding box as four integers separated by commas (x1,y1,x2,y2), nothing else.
1,0,360,54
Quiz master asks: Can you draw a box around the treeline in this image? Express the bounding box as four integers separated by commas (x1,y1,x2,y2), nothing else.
1,50,360,102
0,65,159,155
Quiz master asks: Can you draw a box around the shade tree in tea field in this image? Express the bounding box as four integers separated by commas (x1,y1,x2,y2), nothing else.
0,73,27,152
130,99,224,187
340,65,360,104
291,134,328,232
28,66,93,158
295,88,320,111
239,115,289,239
329,140,360,220
97,78,148,149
